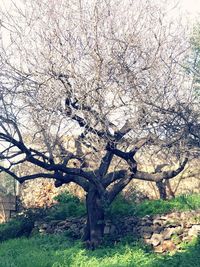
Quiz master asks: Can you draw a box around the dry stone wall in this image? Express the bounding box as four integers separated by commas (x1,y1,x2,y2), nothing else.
34,210,200,253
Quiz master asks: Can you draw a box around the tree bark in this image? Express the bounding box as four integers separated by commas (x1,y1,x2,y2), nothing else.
156,180,175,200
156,180,167,200
83,186,105,250
166,180,175,198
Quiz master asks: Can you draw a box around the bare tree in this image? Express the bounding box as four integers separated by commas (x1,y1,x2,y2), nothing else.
0,0,198,248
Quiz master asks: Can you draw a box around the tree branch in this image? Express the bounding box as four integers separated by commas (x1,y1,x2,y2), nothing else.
108,173,134,203
134,158,188,182
98,151,113,178
103,170,127,187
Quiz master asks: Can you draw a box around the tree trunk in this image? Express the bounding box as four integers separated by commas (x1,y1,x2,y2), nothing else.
82,186,105,250
166,180,175,198
156,180,167,200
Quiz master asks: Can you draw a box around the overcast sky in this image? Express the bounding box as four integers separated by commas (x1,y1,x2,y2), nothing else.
181,0,200,15
0,0,200,18
0,0,200,13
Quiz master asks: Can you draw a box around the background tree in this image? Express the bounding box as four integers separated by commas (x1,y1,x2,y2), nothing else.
181,23,200,150
0,0,198,248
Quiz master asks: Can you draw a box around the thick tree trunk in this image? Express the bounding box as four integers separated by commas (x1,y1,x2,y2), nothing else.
82,187,105,250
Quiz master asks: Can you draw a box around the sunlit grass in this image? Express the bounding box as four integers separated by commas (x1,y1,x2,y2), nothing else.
0,234,200,267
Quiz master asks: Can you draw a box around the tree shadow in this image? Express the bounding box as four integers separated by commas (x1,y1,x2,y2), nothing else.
78,236,200,267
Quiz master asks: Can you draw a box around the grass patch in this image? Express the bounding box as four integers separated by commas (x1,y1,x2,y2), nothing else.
0,234,200,267
107,193,200,218
135,194,200,217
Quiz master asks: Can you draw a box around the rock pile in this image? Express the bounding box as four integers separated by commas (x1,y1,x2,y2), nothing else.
33,210,200,253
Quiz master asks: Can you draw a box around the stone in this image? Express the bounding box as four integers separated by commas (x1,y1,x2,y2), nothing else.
110,225,117,235
162,226,182,240
162,240,176,252
183,222,192,228
182,236,193,242
150,233,163,247
38,228,46,233
160,215,168,220
152,219,163,226
140,220,151,226
140,226,153,233
154,240,176,253
40,223,48,229
167,212,180,218
140,216,152,226
143,232,152,239
57,220,67,227
144,238,152,245
104,225,110,235
139,226,153,239
154,245,164,253
162,228,175,240
188,225,200,236
165,221,180,227
50,220,62,226
152,224,163,233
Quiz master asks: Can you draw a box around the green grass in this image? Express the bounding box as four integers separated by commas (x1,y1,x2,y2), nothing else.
108,193,200,218
1,193,200,266
0,234,200,267
47,191,200,220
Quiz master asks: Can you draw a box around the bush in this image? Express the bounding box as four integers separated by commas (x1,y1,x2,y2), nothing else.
46,191,86,221
0,208,47,242
106,194,136,219
0,217,33,242
54,191,82,204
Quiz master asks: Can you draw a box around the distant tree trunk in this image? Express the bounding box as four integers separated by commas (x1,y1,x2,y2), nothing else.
83,186,105,250
156,180,167,200
156,180,175,200
166,180,175,198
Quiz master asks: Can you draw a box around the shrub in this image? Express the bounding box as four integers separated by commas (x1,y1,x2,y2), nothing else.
0,217,34,242
46,191,86,221
0,208,47,242
106,194,136,219
54,191,82,204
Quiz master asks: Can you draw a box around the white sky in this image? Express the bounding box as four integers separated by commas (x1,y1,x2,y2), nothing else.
181,0,200,15
0,0,200,18
0,0,200,12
